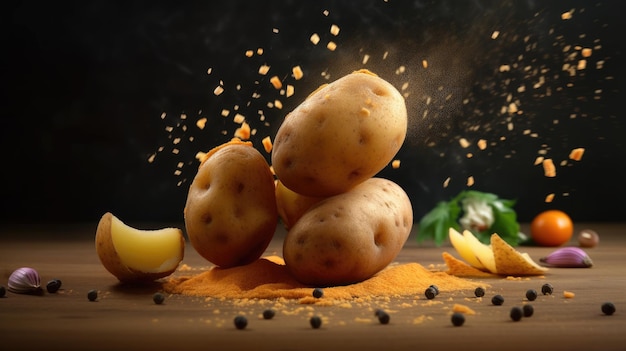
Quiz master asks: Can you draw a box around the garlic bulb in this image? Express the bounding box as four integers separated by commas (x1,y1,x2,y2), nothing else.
8,267,43,295
539,247,593,268
459,198,494,232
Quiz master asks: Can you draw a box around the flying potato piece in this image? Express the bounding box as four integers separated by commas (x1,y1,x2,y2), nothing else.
491,234,548,276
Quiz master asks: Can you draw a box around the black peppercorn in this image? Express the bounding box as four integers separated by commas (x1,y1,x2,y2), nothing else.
46,279,62,294
541,283,554,295
153,292,165,305
377,310,390,324
525,289,538,301
601,302,616,316
429,284,440,296
0,285,6,298
87,289,98,302
510,306,523,321
491,294,505,305
451,312,465,326
234,315,248,329
523,304,534,317
310,315,322,329
262,309,275,320
474,287,485,297
425,286,437,300
312,288,324,299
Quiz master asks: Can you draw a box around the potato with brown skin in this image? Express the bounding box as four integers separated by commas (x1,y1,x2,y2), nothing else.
283,177,413,286
275,179,324,230
184,139,278,268
271,69,407,197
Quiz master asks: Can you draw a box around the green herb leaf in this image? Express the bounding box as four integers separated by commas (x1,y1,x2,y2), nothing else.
480,198,519,246
417,190,520,247
417,200,461,246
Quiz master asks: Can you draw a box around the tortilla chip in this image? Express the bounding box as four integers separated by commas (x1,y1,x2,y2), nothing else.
442,252,496,278
491,234,548,276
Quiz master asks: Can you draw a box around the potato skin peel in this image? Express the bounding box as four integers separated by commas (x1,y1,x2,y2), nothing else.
283,177,413,286
184,140,278,268
271,69,408,197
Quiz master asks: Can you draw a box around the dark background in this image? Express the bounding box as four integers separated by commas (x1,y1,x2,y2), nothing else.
1,0,624,228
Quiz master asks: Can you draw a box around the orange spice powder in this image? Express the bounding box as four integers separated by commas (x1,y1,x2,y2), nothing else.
163,256,486,303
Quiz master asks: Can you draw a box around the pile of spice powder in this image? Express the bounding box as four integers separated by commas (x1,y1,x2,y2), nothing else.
162,256,487,303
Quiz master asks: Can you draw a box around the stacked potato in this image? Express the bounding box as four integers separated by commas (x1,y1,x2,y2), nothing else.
185,69,413,287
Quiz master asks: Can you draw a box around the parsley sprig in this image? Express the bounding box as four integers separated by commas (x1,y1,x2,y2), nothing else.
417,190,520,246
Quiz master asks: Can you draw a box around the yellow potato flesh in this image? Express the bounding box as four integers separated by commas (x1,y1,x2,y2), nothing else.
462,230,497,274
110,216,183,273
448,228,485,270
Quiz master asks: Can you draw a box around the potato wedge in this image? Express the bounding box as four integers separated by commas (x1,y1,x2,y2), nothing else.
491,234,548,276
442,252,496,278
95,212,185,283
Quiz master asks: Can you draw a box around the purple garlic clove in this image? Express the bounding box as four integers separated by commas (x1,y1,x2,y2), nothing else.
8,267,43,295
539,247,593,268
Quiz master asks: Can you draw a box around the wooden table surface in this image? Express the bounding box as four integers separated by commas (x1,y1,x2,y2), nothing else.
1,222,624,351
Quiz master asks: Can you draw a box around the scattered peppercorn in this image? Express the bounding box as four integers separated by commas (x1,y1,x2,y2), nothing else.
0,286,6,298
451,312,465,326
46,279,62,294
601,302,616,316
376,310,390,324
153,292,165,305
474,287,485,297
234,315,248,329
262,309,275,320
87,289,98,302
491,294,505,306
429,284,440,296
541,283,554,295
312,288,324,299
510,306,523,321
523,304,534,317
526,289,538,301
310,315,322,329
425,286,437,300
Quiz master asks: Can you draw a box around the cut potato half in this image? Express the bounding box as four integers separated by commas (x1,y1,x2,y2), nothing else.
95,212,185,282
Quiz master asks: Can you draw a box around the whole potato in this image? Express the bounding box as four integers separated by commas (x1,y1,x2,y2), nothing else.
271,69,407,197
275,179,324,230
283,177,413,286
184,139,278,268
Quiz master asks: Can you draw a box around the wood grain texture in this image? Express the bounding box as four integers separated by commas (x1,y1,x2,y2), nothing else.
1,223,624,351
